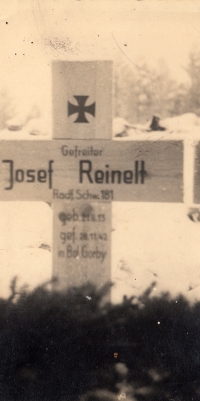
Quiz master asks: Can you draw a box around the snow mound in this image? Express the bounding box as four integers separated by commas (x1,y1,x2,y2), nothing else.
113,113,200,139
25,117,52,137
113,117,150,137
2,107,52,139
161,113,200,131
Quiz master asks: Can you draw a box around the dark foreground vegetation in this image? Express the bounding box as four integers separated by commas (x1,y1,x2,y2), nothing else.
0,278,200,401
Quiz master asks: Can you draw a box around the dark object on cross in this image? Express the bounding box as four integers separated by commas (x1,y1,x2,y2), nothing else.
150,116,166,131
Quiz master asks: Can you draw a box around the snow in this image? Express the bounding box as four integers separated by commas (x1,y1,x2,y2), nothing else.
0,113,52,140
0,128,51,140
112,203,200,304
112,117,151,137
1,201,200,304
113,113,200,139
161,113,200,131
0,202,52,298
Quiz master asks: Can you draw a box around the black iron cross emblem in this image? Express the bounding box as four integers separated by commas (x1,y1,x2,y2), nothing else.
68,96,95,123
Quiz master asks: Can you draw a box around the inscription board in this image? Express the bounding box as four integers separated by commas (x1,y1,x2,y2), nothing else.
194,142,200,203
0,140,183,203
53,202,111,291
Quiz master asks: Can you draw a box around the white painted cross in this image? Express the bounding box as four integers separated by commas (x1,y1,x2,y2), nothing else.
0,61,183,292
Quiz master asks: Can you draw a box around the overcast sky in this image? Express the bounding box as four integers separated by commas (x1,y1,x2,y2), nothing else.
0,1,199,115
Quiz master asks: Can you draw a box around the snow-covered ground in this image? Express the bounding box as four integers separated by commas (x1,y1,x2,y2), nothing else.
113,113,200,139
112,202,200,303
1,201,200,303
0,202,52,298
0,122,52,140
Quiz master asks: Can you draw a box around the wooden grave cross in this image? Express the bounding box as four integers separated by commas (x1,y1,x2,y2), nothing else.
0,61,183,292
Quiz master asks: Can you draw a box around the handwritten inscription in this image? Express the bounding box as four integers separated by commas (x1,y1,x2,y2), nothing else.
79,160,146,184
61,145,102,157
59,229,108,243
60,245,107,263
57,207,107,263
58,209,105,225
53,202,111,289
53,189,114,201
2,160,54,190
54,204,110,265
0,141,183,202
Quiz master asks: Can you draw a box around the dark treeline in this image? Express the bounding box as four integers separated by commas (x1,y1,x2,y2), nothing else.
114,49,200,123
0,278,200,401
0,50,200,131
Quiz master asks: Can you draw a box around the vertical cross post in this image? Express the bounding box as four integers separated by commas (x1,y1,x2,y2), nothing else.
52,61,113,291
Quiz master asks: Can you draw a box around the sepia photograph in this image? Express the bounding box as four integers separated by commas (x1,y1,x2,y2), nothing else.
0,1,200,400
